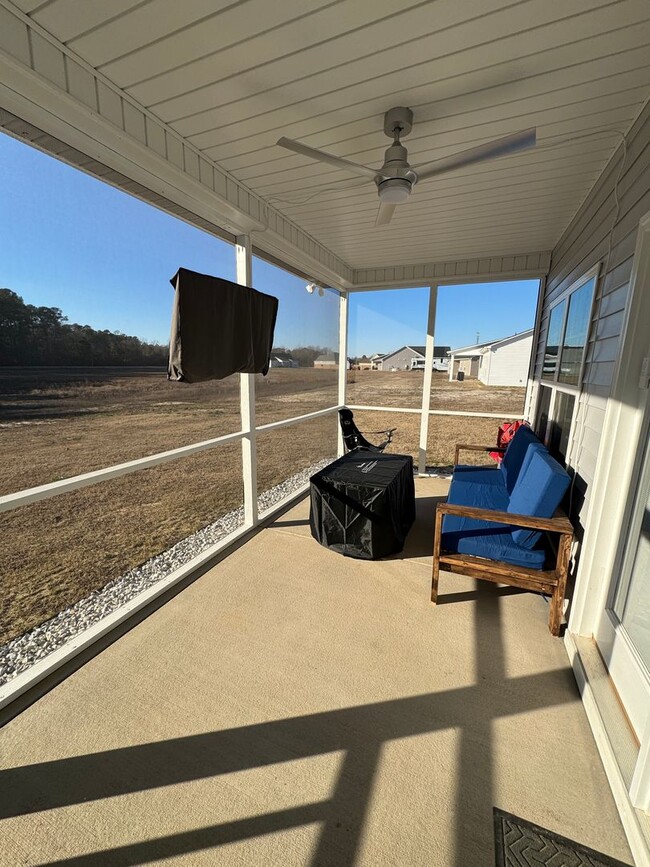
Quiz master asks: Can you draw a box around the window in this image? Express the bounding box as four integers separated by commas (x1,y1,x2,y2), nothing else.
534,386,576,466
542,301,565,379
542,272,596,386
536,266,599,470
559,279,594,384
548,391,576,465
535,385,552,439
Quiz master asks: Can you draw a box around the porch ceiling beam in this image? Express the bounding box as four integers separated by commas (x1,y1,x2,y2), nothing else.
350,252,552,290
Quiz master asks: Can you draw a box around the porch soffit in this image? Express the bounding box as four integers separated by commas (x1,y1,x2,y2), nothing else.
0,0,648,288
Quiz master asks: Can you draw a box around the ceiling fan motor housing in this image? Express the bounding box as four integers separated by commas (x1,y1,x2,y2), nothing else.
376,138,418,202
383,106,413,138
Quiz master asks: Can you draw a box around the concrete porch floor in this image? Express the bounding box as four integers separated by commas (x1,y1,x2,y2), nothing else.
0,477,633,866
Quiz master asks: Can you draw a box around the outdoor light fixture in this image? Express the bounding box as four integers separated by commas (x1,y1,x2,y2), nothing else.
377,177,412,204
306,282,325,296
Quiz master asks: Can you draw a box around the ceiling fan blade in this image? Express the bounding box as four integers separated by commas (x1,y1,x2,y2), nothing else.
375,201,396,227
277,137,378,179
414,128,536,182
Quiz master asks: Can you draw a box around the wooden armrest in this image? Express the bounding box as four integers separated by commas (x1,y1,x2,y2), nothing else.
437,501,573,535
454,443,505,463
456,444,505,452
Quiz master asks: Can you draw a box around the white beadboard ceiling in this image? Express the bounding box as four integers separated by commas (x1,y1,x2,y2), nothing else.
10,0,650,270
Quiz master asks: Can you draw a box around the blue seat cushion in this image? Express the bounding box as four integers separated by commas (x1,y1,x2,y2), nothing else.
452,465,507,487
508,449,571,548
500,425,540,494
448,466,509,511
441,512,548,569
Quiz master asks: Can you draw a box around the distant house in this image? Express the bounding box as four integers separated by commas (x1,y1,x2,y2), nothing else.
268,350,298,368
314,351,338,368
447,329,533,385
379,345,451,371
369,352,386,370
357,355,373,370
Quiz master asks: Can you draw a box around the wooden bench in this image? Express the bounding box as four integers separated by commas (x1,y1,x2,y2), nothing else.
432,434,574,636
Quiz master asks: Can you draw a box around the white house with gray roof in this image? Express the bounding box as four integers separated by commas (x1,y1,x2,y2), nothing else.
448,330,533,386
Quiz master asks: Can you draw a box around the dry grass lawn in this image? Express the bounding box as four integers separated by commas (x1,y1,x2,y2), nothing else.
1,367,524,645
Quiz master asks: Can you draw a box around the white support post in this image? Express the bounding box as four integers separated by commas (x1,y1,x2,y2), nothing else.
524,275,546,422
448,354,455,382
418,285,438,476
236,234,258,527
337,290,349,456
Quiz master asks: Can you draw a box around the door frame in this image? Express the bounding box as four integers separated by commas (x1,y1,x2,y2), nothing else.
594,420,650,743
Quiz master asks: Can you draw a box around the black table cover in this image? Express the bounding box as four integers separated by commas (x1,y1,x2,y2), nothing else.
309,449,416,560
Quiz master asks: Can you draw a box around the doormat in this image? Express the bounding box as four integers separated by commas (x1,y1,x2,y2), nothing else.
494,808,632,866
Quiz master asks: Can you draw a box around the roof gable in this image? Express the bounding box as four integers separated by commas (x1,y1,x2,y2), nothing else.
449,329,533,355
382,344,450,361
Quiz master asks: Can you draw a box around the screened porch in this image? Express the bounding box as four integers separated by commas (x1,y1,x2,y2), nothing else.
1,1,649,864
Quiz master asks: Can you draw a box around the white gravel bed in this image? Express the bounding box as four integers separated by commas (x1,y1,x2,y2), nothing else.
0,458,334,686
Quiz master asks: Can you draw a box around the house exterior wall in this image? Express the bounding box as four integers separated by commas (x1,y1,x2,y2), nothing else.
528,103,650,860
381,347,423,371
480,333,533,386
532,101,650,532
404,354,449,371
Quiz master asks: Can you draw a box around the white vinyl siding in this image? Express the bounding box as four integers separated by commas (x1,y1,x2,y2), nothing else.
480,333,533,386
381,347,424,370
533,101,650,528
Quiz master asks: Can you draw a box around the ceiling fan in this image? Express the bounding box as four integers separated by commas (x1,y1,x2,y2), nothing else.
277,107,536,226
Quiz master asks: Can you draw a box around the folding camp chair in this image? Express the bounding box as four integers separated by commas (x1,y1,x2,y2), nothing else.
338,408,396,453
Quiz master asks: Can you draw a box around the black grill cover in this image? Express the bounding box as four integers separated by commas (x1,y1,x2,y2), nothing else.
309,450,416,560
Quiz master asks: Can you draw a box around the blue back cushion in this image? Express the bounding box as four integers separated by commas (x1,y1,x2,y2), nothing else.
514,440,546,486
508,449,571,548
500,425,539,494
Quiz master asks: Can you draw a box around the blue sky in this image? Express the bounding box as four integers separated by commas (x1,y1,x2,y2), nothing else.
349,281,539,357
0,131,338,349
1,131,538,354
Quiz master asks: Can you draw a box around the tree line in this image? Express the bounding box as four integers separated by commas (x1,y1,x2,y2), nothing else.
0,289,168,366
